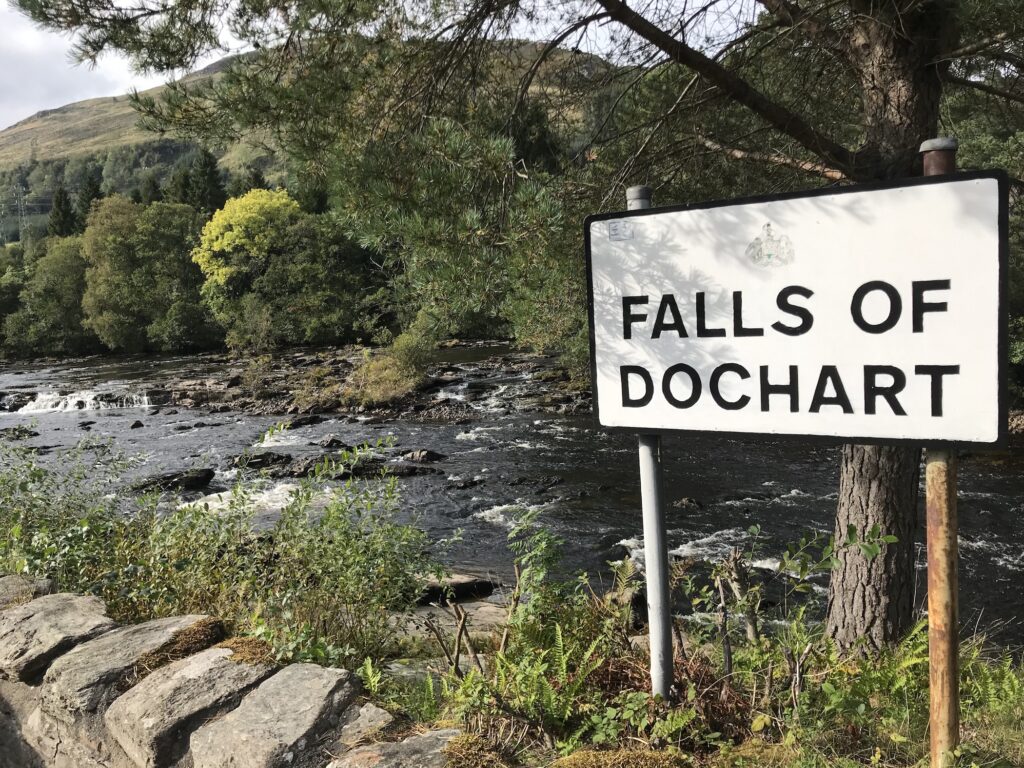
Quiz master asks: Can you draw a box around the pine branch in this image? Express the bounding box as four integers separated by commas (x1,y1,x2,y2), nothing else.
595,0,858,177
694,134,847,180
942,72,1024,105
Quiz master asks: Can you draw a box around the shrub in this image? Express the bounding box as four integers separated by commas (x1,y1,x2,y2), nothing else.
0,439,439,666
345,309,443,405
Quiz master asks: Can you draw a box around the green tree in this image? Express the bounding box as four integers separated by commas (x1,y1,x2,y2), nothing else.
227,165,269,198
139,171,163,205
3,237,96,356
81,196,219,352
193,188,376,351
165,162,191,206
74,169,103,232
48,183,77,237
187,149,227,213
0,244,26,351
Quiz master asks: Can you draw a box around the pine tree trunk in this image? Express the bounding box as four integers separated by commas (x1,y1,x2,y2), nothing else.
825,445,921,653
824,2,958,654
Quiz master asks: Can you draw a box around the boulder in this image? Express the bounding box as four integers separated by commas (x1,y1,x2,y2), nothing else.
133,468,216,494
190,664,359,768
0,594,115,682
104,647,274,768
0,575,54,611
401,449,446,463
327,728,460,768
41,615,220,723
0,425,38,440
418,573,497,606
130,420,144,429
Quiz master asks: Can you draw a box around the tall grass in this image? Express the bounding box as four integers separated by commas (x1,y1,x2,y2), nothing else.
0,439,439,666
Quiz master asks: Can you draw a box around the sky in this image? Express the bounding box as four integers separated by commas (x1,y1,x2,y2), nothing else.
0,2,192,131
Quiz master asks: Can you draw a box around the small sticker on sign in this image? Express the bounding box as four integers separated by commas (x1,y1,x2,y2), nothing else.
608,220,633,241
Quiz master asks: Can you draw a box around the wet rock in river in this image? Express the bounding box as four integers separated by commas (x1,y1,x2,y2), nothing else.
446,477,483,490
318,434,352,450
381,461,443,478
234,451,293,471
402,449,446,463
0,392,33,412
287,414,324,429
134,468,216,493
418,573,498,605
130,420,144,429
673,497,704,510
0,425,39,440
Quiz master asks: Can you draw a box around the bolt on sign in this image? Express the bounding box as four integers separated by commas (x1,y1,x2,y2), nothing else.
585,172,1008,444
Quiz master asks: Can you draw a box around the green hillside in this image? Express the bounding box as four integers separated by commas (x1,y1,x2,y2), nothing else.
0,58,235,170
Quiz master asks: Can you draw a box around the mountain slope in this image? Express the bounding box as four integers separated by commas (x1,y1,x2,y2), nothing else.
0,58,235,170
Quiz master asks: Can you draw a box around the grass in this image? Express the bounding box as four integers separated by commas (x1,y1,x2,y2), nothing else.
0,438,440,667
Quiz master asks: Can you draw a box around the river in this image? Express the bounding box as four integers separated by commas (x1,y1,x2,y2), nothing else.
2,346,1022,640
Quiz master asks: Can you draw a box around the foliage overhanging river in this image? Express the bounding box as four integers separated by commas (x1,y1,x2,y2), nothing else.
2,344,1023,642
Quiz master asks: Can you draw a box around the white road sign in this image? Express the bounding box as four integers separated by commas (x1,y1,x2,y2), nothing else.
585,173,1007,444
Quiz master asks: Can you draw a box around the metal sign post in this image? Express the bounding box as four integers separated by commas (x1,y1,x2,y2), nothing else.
920,137,961,768
627,185,674,701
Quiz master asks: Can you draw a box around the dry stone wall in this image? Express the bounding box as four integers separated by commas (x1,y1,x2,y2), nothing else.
0,575,456,768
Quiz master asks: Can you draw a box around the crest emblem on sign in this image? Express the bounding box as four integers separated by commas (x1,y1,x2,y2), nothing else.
746,223,794,267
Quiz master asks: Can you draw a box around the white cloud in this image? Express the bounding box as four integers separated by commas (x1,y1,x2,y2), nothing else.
0,3,191,130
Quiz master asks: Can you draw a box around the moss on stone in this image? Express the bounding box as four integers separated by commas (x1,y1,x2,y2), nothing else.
216,635,277,666
442,732,512,768
126,616,226,687
551,749,691,768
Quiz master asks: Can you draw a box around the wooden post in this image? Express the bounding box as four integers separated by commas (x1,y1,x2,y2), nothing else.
920,137,960,768
627,184,674,700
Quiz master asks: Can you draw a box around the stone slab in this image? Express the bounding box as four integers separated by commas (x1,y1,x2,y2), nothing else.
0,594,115,682
104,646,274,768
327,729,460,768
334,702,394,751
41,614,217,723
0,575,55,611
190,663,359,768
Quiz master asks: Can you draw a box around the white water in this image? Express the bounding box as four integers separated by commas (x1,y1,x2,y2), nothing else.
19,389,152,413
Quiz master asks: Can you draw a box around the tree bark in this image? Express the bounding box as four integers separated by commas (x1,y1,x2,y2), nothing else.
846,2,956,179
825,2,958,653
826,445,921,653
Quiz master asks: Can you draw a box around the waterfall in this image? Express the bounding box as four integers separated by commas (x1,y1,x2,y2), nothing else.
18,390,152,413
